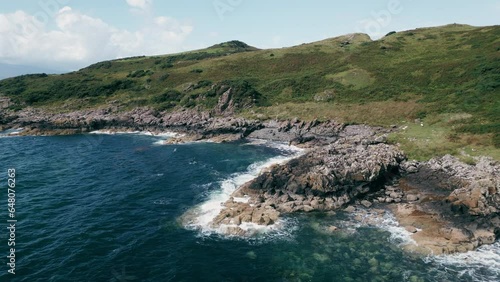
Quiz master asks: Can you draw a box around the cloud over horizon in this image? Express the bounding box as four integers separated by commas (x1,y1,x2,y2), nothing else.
0,2,193,71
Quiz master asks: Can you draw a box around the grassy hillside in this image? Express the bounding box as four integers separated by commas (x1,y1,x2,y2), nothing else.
0,24,499,160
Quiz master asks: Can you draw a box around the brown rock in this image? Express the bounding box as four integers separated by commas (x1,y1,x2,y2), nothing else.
344,206,356,213
406,194,419,201
303,205,314,212
405,226,418,233
361,200,372,208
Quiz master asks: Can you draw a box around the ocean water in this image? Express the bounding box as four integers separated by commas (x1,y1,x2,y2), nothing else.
0,132,499,282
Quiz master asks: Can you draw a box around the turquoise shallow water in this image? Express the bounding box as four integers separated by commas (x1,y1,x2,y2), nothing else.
0,133,498,281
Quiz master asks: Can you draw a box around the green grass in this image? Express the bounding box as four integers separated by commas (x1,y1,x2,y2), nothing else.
326,68,375,90
388,114,500,161
0,24,499,160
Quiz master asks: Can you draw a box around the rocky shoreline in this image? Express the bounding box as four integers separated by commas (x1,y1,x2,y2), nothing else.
1,106,499,255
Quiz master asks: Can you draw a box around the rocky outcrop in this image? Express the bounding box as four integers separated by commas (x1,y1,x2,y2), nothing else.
0,96,12,109
4,107,265,139
247,119,344,146
208,145,499,255
214,87,235,116
210,132,405,234
391,155,499,254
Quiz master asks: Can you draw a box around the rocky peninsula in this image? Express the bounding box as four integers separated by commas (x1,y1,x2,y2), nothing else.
1,103,499,256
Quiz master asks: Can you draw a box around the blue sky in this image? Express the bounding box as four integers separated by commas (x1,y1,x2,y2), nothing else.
0,0,499,71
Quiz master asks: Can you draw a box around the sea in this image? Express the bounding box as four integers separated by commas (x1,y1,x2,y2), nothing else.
0,131,499,281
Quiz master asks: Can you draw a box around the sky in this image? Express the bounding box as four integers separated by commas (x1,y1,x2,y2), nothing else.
0,0,499,72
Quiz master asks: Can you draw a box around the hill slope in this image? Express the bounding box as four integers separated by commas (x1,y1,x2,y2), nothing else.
0,24,499,160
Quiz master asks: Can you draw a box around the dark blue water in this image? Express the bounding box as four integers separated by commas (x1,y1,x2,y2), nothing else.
0,133,498,281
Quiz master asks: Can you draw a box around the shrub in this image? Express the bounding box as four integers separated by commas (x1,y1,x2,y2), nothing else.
161,63,174,69
156,102,177,111
159,74,170,82
193,80,213,89
87,61,112,70
127,70,154,78
151,90,183,103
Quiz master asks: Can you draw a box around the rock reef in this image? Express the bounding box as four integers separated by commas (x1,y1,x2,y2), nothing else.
210,133,405,235
392,155,499,254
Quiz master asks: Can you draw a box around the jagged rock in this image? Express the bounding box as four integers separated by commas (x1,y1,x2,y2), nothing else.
406,194,419,202
344,206,356,213
303,205,315,212
401,160,420,174
393,155,500,255
361,200,373,208
390,192,402,199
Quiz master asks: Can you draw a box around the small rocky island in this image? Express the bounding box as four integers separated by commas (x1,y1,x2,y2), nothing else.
1,100,498,256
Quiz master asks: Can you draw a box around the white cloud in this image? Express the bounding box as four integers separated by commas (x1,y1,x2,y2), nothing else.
125,0,152,10
0,6,193,70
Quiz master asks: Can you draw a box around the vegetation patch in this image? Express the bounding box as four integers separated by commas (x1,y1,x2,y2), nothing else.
326,68,375,90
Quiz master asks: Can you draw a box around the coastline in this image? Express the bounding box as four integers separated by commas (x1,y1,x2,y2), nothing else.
1,106,499,256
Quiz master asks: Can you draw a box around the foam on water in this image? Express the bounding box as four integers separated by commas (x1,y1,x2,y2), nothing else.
89,130,184,145
246,138,305,155
423,242,500,282
348,208,500,280
183,145,304,237
89,130,183,138
378,212,418,246
344,208,417,246
0,128,24,137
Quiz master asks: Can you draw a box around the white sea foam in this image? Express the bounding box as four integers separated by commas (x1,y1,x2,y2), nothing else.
89,130,182,138
183,148,304,237
349,208,500,280
0,128,24,137
246,138,305,155
89,130,183,146
378,212,418,246
344,208,417,246
423,242,500,282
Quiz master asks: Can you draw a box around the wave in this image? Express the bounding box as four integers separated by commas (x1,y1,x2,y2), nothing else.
346,208,500,281
89,130,184,146
377,212,418,246
89,130,183,138
423,242,500,282
342,208,417,246
181,147,304,237
0,128,24,137
245,138,305,154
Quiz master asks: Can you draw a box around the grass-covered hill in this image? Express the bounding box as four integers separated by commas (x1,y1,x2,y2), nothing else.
0,24,499,160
